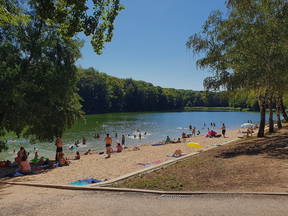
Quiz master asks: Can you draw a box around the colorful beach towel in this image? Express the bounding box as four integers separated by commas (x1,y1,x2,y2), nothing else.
136,160,162,167
69,178,104,186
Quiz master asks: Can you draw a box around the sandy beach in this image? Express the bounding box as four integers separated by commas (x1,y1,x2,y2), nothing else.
0,129,245,185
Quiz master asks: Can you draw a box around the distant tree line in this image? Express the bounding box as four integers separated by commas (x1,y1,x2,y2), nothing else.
77,67,259,114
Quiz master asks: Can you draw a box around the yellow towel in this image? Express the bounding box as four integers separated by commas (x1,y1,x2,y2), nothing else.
186,142,203,148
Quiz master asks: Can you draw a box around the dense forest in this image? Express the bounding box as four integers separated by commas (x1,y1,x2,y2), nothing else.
77,68,259,114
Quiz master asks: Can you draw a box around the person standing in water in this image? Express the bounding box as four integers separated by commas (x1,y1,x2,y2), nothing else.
82,137,86,145
192,127,196,136
121,135,125,146
221,123,226,138
104,134,112,159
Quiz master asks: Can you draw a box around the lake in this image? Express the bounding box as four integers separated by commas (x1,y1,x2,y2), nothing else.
0,111,263,160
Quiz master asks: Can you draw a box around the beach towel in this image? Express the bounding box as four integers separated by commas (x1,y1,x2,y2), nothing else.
136,160,162,167
186,142,203,148
13,171,24,177
167,154,186,158
151,143,164,146
8,171,37,178
69,178,104,186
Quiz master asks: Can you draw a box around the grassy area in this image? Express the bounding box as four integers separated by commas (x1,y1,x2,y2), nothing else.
114,129,288,192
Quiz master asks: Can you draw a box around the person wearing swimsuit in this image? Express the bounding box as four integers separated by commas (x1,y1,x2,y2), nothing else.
104,134,112,158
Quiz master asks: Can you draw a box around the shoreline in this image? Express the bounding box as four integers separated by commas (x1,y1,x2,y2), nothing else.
2,128,245,185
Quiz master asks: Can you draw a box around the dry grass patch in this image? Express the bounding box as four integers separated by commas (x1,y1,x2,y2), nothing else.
114,129,288,192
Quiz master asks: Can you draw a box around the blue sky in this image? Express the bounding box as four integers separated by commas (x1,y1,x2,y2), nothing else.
77,0,227,90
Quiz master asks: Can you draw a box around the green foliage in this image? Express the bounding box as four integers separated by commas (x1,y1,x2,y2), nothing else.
0,0,123,54
0,0,123,140
187,0,288,94
77,68,236,114
0,0,29,26
30,0,124,54
0,15,83,141
0,140,8,152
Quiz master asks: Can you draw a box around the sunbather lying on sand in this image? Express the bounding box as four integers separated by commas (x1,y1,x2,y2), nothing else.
133,146,140,151
171,138,181,143
172,149,183,157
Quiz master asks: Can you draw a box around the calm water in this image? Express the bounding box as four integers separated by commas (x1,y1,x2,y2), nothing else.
0,111,263,160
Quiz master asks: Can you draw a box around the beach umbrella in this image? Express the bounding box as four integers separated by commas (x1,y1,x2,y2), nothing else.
186,142,203,148
241,123,255,128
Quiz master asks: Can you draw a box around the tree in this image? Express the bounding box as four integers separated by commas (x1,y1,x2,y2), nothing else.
0,0,124,140
1,0,124,55
31,0,124,54
0,0,29,26
0,15,83,140
187,0,288,137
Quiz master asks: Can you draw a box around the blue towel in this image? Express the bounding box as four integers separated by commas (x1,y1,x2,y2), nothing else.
151,143,164,146
13,171,24,177
69,178,103,186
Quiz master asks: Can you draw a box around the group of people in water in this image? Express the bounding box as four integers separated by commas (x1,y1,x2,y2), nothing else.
1,121,229,173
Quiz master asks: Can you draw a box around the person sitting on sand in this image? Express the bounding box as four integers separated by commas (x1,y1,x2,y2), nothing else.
75,151,80,160
116,142,123,152
182,132,186,139
15,147,27,164
132,146,140,151
165,136,171,144
197,130,201,135
206,130,217,138
84,149,92,155
172,149,183,157
171,138,181,143
58,152,70,166
19,155,32,174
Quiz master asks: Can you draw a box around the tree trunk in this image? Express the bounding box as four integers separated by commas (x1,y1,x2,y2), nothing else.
268,95,274,133
280,97,288,122
258,95,266,137
276,96,282,129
